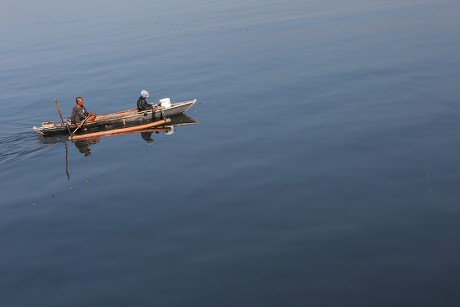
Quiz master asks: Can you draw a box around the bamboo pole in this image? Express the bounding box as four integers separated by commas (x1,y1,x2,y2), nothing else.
55,99,71,135
65,142,70,180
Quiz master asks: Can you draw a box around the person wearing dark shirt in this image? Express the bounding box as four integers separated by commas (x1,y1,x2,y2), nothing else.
71,96,96,127
137,90,155,111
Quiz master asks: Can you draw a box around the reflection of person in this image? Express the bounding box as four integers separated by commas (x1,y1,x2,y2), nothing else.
141,132,154,144
71,97,97,127
137,90,156,111
74,138,99,157
74,140,91,156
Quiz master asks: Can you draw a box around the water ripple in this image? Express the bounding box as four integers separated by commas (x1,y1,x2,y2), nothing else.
0,131,51,164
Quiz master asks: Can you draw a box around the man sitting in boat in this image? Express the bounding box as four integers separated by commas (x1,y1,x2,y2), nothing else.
71,96,97,127
137,90,156,111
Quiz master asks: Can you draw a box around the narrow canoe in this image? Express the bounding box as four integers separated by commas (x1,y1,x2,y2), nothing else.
35,114,198,144
33,99,196,137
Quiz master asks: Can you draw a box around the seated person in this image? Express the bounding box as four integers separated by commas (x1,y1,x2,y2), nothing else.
71,96,96,127
137,90,156,111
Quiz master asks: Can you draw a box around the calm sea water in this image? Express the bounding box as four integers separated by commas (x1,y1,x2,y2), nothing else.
1,0,460,306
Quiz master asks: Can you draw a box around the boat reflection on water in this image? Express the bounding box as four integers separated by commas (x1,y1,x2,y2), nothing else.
70,114,197,156
37,114,197,179
72,125,175,156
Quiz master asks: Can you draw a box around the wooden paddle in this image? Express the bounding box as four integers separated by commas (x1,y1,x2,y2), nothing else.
70,115,90,136
55,99,71,135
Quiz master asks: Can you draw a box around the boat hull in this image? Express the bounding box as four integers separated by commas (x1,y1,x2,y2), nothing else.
33,99,196,136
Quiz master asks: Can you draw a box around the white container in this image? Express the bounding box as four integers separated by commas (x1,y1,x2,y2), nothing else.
42,121,55,128
159,98,171,108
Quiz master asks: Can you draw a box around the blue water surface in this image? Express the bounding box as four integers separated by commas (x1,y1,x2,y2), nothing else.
1,0,460,306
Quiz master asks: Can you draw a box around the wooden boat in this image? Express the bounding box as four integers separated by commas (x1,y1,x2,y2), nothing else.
36,114,198,144
33,99,196,137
